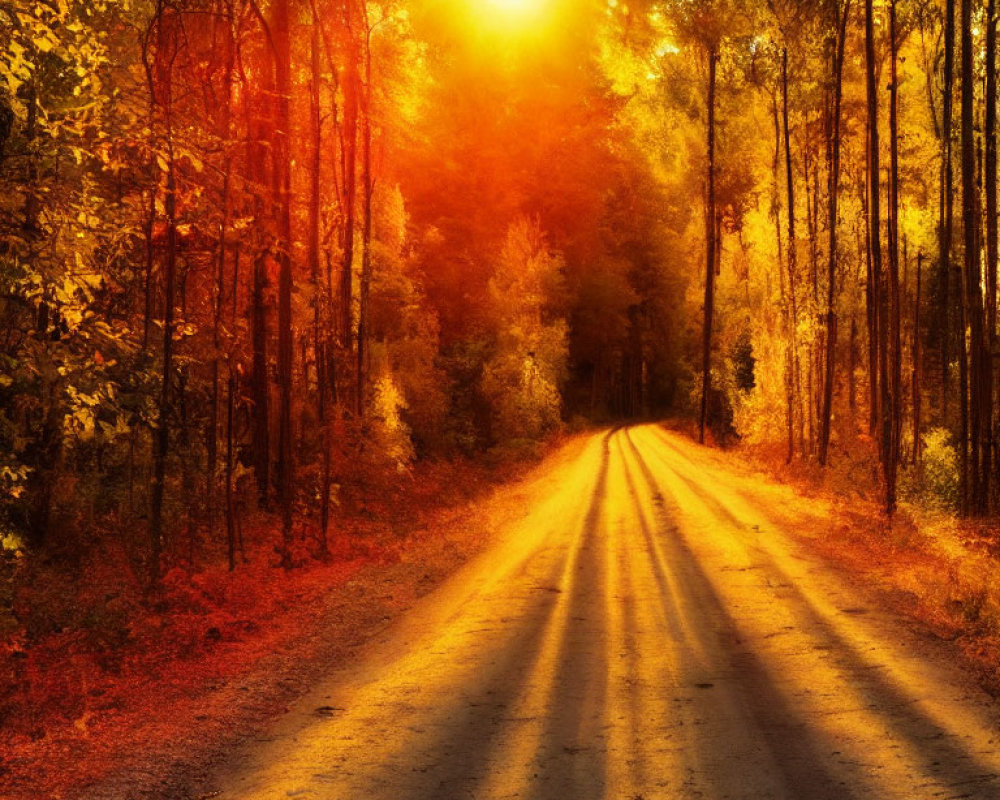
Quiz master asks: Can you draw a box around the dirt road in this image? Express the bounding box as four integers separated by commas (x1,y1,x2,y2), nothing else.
210,425,1000,799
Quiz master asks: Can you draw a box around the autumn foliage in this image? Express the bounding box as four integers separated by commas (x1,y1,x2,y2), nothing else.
6,0,1000,790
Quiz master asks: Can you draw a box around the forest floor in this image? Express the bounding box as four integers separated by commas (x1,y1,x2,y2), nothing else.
0,444,556,800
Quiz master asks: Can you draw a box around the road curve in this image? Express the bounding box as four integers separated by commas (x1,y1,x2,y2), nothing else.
210,425,1000,799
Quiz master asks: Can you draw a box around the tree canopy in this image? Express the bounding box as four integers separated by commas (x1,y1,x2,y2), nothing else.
2,0,1000,577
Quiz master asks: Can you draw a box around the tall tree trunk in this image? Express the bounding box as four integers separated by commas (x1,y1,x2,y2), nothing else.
272,0,294,566
356,16,374,418
960,0,978,515
819,0,851,466
803,142,818,453
250,250,270,503
307,0,344,409
309,19,322,406
974,138,986,512
961,0,980,515
772,86,792,462
208,0,236,539
866,0,893,514
941,0,956,422
226,366,236,571
782,48,804,462
984,0,997,510
226,183,241,569
888,0,902,494
699,47,718,445
308,6,332,557
246,22,271,505
863,170,878,436
914,251,923,465
340,1,360,359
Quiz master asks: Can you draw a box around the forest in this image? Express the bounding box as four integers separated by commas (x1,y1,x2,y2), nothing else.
5,0,1000,791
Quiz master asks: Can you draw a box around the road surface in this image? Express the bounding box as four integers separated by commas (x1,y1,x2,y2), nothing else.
211,425,1000,799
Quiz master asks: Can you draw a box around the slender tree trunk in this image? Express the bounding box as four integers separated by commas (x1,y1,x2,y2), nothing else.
960,0,978,515
863,170,878,436
273,0,294,566
225,169,241,569
941,0,956,422
888,0,903,494
772,88,791,463
984,0,997,510
208,0,235,539
356,18,374,418
782,48,804,462
307,0,343,410
340,2,360,358
914,251,923,465
803,141,819,454
866,0,893,514
810,142,822,454
973,139,986,512
309,21,322,403
250,250,270,503
226,366,236,571
308,7,332,558
819,0,851,466
961,0,981,515
699,47,718,445
246,30,271,505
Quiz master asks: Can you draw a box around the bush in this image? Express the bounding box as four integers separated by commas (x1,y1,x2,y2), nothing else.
371,372,416,471
912,427,960,512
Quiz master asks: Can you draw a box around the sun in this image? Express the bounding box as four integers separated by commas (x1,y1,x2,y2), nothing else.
461,0,551,38
482,0,538,16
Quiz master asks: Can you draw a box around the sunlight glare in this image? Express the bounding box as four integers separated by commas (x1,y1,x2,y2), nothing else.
481,0,540,19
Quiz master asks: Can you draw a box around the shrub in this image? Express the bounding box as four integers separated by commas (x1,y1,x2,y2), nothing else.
915,427,960,512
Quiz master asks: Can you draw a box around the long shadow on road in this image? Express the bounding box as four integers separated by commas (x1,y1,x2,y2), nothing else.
389,429,616,799
623,427,862,800
636,425,1000,799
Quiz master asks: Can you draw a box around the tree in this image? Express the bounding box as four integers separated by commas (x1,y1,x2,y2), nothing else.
782,46,804,462
959,0,978,515
865,0,894,513
700,45,719,443
818,0,852,466
984,0,997,511
940,0,955,424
